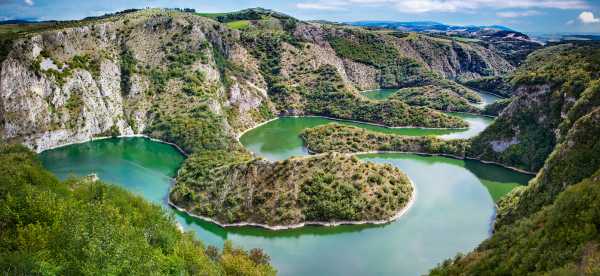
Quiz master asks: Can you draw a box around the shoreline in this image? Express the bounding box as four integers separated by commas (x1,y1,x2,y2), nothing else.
168,177,417,231
306,148,536,175
37,134,189,157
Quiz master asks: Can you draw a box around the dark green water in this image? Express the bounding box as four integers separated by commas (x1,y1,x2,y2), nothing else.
40,115,531,276
240,114,493,161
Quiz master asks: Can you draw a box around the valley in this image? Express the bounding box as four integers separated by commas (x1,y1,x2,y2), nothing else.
1,6,599,276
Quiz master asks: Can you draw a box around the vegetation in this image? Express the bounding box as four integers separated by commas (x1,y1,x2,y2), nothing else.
301,124,471,157
226,20,251,30
327,30,439,88
430,168,600,275
389,85,480,113
171,152,413,226
299,65,469,128
429,42,600,275
481,98,512,116
495,107,600,227
0,143,275,275
463,76,513,97
469,43,600,172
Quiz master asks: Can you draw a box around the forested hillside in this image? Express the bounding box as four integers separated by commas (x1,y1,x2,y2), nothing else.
0,143,276,275
430,42,600,275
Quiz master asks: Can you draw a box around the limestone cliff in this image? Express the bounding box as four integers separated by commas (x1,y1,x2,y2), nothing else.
0,10,270,152
1,8,518,152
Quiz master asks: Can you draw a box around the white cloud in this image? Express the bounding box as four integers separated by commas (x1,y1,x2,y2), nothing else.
296,0,589,13
579,11,599,24
566,19,575,25
296,2,346,10
496,10,541,18
24,0,33,6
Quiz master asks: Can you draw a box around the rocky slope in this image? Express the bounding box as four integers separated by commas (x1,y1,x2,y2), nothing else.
0,9,271,152
0,8,515,152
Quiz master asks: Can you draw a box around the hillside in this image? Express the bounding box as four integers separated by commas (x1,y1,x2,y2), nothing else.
429,42,600,274
0,8,518,153
0,143,276,275
468,43,600,172
170,152,413,227
350,21,541,67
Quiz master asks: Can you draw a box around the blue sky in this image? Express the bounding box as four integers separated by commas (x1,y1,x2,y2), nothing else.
1,0,600,33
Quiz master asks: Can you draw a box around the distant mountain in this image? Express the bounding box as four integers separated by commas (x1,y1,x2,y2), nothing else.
349,21,514,33
0,19,39,25
348,21,540,66
527,32,600,44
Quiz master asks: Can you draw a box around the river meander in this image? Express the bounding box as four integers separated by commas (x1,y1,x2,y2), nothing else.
39,109,531,275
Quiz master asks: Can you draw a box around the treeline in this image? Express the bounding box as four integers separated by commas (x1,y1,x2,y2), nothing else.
0,143,276,275
301,124,470,157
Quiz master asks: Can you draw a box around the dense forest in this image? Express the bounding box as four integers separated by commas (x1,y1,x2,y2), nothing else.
0,143,276,275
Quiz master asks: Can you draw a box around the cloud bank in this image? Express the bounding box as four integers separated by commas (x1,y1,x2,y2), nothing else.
297,0,589,13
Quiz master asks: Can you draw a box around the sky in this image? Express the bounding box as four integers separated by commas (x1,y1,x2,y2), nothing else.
1,0,600,33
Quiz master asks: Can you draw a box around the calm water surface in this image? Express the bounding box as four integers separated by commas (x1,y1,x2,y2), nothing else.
40,114,530,276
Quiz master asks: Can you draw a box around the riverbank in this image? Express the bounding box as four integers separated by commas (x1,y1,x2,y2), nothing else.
37,134,189,157
168,176,417,231
305,148,536,175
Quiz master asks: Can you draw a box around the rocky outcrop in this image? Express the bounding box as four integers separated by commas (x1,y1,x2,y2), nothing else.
0,10,270,152
1,39,133,152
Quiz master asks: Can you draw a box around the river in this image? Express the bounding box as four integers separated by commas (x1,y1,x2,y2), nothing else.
39,91,530,275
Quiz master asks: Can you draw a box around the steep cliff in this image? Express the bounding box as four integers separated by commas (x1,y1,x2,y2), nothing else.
0,10,271,152
468,43,600,172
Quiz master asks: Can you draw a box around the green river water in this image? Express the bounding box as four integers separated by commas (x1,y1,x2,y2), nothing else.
39,93,531,275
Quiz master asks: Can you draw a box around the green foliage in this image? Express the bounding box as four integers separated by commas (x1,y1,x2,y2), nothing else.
68,54,101,78
299,172,365,220
470,43,600,172
119,49,137,95
301,124,471,157
430,168,600,275
226,20,251,30
301,65,468,128
171,152,413,226
64,91,84,129
146,102,236,154
327,30,459,89
481,98,512,116
463,76,513,97
389,85,481,113
496,108,600,227
0,143,276,275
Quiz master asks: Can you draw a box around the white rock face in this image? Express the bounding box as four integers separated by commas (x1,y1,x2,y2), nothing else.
0,34,132,152
0,13,271,152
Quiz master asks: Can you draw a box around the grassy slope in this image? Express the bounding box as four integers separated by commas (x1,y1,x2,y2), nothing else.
0,143,275,275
